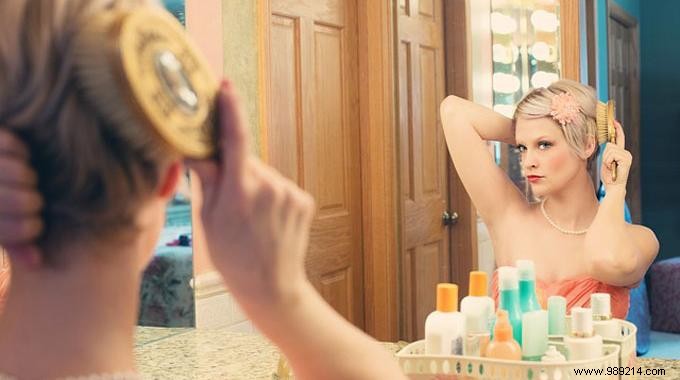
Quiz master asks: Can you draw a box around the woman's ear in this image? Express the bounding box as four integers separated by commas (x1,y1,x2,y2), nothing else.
585,134,597,158
157,161,182,200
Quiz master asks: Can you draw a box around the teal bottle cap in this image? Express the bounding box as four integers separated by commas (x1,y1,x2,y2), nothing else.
498,266,519,290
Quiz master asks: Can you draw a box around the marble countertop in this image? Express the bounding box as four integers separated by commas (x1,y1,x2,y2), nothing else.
134,327,679,379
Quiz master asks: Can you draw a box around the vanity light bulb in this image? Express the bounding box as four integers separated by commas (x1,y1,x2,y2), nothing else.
491,12,518,35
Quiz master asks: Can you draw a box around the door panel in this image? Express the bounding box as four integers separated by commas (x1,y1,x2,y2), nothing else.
609,11,641,223
267,0,364,327
397,0,450,341
269,15,301,183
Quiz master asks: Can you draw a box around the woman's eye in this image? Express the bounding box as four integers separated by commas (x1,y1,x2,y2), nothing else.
515,145,526,153
538,141,552,150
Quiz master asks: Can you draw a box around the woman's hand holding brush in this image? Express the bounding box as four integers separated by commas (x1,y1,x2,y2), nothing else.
601,121,632,189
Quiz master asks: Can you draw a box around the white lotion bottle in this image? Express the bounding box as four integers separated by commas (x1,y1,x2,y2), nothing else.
564,307,603,361
591,293,621,340
425,283,466,355
461,271,494,356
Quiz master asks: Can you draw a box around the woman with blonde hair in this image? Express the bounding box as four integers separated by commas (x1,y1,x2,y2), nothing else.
0,1,405,379
440,79,658,318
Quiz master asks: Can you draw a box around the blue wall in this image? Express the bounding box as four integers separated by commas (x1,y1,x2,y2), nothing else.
593,0,680,260
595,0,609,101
638,0,680,260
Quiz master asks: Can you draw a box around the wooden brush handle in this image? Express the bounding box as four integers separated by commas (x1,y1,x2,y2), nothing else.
609,101,618,182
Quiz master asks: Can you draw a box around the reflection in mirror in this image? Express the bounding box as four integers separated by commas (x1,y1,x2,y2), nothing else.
137,0,196,328
490,0,562,201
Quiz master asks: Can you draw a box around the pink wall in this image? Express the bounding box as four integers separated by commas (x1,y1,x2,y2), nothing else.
186,0,223,77
185,0,223,276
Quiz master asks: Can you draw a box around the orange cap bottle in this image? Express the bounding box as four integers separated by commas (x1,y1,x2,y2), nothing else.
485,310,522,360
468,271,488,297
425,283,466,355
436,283,458,312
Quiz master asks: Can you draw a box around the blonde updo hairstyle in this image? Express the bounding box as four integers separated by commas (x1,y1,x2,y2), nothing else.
514,79,599,176
0,0,175,262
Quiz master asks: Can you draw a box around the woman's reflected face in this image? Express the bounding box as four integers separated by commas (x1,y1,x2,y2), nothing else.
515,117,583,197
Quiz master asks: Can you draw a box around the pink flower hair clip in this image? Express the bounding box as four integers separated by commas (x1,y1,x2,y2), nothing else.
550,92,581,126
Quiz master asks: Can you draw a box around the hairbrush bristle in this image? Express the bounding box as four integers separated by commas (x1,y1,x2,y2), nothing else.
72,11,162,152
595,100,618,181
596,101,610,144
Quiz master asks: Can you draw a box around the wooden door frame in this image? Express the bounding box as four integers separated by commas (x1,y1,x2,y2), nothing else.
443,0,478,298
607,1,642,223
561,0,582,81
257,0,475,342
585,0,598,88
355,1,400,341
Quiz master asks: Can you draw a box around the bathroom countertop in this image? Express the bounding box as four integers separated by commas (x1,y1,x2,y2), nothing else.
134,327,679,379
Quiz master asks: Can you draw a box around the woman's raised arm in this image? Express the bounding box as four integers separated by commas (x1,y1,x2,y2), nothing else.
440,95,527,227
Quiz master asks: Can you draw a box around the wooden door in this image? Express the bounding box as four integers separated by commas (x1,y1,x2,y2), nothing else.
264,0,364,327
397,0,451,341
609,4,641,223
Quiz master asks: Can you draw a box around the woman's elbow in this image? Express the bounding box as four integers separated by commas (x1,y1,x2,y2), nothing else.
440,95,463,118
586,252,638,280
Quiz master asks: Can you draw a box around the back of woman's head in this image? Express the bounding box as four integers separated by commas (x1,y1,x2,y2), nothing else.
514,79,599,165
0,0,173,260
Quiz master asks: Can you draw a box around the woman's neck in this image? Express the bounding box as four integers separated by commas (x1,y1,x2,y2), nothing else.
542,168,600,231
0,245,143,378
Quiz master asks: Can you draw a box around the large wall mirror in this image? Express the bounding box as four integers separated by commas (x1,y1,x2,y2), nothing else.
490,0,562,201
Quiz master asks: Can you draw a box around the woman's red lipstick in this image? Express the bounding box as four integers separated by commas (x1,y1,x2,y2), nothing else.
527,175,543,183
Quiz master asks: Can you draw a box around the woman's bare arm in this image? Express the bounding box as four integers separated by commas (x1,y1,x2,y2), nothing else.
440,95,527,227
584,122,659,286
585,186,658,287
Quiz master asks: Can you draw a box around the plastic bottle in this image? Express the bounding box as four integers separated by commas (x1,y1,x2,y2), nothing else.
541,345,566,362
461,271,494,356
497,266,522,345
485,309,522,360
425,283,466,355
547,296,567,336
564,307,603,360
521,310,549,361
539,345,567,380
517,259,542,313
591,293,620,340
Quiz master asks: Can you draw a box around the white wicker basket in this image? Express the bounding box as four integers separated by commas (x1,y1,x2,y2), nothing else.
551,317,638,368
396,341,620,380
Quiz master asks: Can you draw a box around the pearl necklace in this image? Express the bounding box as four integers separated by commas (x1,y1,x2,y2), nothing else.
540,199,588,235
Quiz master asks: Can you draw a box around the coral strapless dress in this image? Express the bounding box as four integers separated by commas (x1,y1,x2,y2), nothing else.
491,270,630,319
